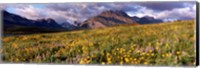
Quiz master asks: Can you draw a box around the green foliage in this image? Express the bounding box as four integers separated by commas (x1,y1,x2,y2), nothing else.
2,20,195,66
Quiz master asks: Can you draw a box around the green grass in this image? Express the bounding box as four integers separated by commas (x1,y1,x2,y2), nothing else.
2,20,196,66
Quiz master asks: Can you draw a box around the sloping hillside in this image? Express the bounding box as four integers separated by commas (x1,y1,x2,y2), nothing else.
80,10,139,29
2,10,67,34
2,20,195,66
131,16,163,24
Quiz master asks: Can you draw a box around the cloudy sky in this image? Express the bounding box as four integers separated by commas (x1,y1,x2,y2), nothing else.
0,1,196,24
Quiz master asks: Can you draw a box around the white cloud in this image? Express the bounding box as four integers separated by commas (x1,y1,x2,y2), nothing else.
7,4,74,23
14,5,41,19
3,2,196,23
128,5,196,21
192,5,196,11
155,6,196,20
0,4,6,10
135,7,156,18
44,9,79,23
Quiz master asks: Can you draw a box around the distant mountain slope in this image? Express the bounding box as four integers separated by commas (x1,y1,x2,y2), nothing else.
2,10,67,34
80,10,139,29
60,22,77,30
3,10,33,27
2,10,166,35
33,18,62,28
131,16,163,24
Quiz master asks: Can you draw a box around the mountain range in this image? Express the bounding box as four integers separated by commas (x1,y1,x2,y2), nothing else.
80,10,139,29
2,10,67,34
131,16,163,24
2,10,163,34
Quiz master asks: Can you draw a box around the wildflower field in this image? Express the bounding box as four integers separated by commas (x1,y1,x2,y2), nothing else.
1,20,196,66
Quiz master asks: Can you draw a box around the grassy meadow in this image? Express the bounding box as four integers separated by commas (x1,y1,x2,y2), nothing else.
1,20,196,66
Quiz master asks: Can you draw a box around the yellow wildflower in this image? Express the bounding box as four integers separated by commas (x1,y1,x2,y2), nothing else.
144,62,148,65
15,58,19,62
176,51,181,55
165,53,172,57
140,57,144,60
107,61,112,64
137,50,140,53
88,42,93,46
155,47,159,50
134,58,137,61
149,50,153,53
151,53,155,56
125,58,130,62
128,50,132,53
102,62,105,65
107,57,111,61
3,38,10,42
79,59,85,64
165,43,169,47
22,36,28,40
156,42,160,46
162,54,165,57
120,61,123,65
12,43,18,48
141,52,146,55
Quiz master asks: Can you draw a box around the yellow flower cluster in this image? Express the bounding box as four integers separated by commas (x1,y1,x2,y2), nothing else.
2,20,195,66
79,56,91,64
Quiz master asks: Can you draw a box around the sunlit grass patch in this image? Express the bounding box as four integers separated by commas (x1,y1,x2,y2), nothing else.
2,20,195,66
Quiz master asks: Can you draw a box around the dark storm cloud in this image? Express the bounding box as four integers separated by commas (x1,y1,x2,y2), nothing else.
44,3,142,22
4,2,196,23
135,1,196,11
44,2,196,22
